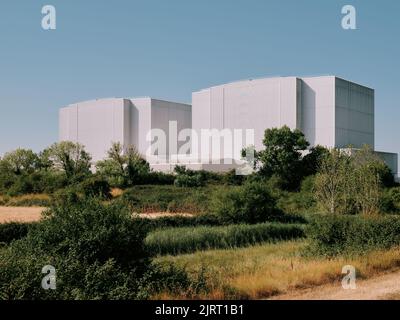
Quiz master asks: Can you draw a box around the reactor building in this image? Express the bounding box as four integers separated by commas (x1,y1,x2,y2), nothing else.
59,75,398,176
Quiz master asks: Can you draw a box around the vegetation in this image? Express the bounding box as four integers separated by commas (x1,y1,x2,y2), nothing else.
306,214,400,256
0,198,203,299
0,222,34,245
212,180,282,224
252,126,329,190
145,223,305,255
120,185,216,213
156,241,400,299
314,145,395,215
0,125,399,300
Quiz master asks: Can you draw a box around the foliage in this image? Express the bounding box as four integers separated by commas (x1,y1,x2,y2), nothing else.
96,142,151,188
257,126,310,190
314,149,353,214
120,185,215,213
145,222,306,255
78,175,112,200
314,146,391,215
173,166,207,187
0,149,39,175
43,141,92,181
0,222,34,245
0,197,212,299
301,145,330,177
213,180,281,224
306,214,400,256
0,198,187,299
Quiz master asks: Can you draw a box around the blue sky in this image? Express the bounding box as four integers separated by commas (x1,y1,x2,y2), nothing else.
0,0,399,159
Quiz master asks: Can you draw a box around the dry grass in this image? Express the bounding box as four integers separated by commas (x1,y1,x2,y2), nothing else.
155,240,400,299
110,188,124,198
380,292,400,300
0,193,51,207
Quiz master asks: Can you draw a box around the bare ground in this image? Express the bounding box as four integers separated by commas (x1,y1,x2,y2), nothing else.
270,269,400,300
0,206,45,223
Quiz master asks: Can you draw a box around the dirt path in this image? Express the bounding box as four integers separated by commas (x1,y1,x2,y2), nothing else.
0,206,45,223
270,269,400,300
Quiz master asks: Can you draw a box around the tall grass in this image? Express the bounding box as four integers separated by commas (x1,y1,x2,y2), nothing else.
145,223,305,255
0,194,51,207
156,241,400,299
121,185,221,214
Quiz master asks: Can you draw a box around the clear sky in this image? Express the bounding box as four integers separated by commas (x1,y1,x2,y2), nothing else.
1,0,399,161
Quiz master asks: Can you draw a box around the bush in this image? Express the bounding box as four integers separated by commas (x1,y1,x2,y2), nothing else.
120,185,214,213
0,198,209,299
277,177,316,215
145,222,306,255
221,169,246,186
213,180,281,224
0,222,33,245
51,187,81,206
79,176,112,199
0,199,150,299
306,214,400,256
173,166,206,187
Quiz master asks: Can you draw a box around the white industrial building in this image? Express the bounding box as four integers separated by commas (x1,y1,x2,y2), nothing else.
59,97,191,164
59,75,398,176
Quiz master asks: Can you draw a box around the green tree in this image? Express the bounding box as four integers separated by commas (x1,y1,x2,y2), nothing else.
96,142,150,187
314,145,391,215
44,141,92,180
314,149,352,214
257,126,310,190
301,145,330,177
351,145,386,215
0,149,39,175
125,146,150,185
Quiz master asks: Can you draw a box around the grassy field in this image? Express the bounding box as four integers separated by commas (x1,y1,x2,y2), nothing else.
145,223,305,255
155,240,400,299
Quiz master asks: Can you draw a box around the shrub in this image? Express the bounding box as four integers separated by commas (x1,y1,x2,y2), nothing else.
379,189,398,214
0,198,209,299
174,174,205,188
0,222,34,245
120,185,214,213
277,177,316,215
221,169,246,186
213,180,281,224
79,176,112,199
306,214,400,256
145,222,306,255
51,187,81,206
0,199,149,299
173,166,206,187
